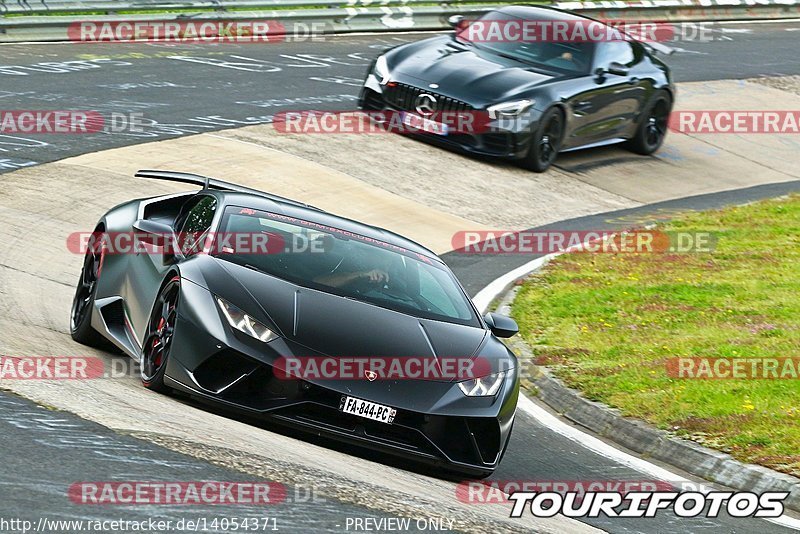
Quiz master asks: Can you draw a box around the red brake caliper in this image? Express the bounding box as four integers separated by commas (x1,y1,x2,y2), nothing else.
153,317,166,366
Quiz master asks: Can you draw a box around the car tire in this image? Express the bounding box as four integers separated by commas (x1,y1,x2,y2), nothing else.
70,230,106,347
520,107,564,173
140,275,180,393
625,91,672,155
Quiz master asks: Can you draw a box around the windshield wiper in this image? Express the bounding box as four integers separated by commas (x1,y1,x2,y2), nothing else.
476,45,530,65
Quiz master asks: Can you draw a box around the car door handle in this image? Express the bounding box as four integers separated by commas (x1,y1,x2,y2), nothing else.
628,77,639,84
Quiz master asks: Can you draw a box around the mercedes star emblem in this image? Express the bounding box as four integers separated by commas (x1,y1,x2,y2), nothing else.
414,93,437,116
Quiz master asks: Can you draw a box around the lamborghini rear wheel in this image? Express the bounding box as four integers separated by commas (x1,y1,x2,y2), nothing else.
141,276,180,393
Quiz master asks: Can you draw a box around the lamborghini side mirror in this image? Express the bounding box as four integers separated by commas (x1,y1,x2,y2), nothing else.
484,312,519,338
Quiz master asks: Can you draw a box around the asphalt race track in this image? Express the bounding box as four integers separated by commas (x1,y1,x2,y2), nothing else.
1,20,800,534
0,21,799,170
0,393,405,533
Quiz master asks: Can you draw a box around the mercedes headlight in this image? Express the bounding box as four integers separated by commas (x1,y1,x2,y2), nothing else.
458,371,505,397
373,55,391,85
216,297,277,343
487,99,534,119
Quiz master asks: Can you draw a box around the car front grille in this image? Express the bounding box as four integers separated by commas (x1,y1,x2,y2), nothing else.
383,83,474,114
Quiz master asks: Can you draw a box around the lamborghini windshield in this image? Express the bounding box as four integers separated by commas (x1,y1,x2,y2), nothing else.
213,207,480,327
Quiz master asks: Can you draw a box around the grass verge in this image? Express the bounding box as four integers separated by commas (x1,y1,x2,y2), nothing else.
511,195,800,476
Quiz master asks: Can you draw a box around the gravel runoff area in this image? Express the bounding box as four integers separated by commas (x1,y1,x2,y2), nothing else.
750,75,800,96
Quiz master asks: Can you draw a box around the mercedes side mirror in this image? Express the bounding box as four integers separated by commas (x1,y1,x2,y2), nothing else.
594,67,607,83
484,312,519,338
607,62,629,76
448,14,464,28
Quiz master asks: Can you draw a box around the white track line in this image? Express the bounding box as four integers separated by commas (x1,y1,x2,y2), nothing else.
473,255,549,314
472,241,800,530
517,396,800,529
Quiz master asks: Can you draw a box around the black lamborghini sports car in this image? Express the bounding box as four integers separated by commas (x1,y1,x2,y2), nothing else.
70,170,520,477
358,5,674,171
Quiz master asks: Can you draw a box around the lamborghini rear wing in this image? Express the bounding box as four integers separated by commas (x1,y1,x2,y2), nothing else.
135,169,321,211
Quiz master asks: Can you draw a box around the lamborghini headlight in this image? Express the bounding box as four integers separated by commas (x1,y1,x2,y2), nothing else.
487,99,534,119
373,55,391,85
458,371,505,397
216,297,277,343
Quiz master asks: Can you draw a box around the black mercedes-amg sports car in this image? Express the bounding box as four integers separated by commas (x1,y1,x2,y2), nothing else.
70,170,520,477
358,5,674,171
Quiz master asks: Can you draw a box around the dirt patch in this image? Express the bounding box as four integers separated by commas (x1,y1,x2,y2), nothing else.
749,75,800,96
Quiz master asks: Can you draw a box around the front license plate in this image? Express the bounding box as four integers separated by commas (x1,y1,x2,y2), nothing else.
402,112,449,136
340,395,397,424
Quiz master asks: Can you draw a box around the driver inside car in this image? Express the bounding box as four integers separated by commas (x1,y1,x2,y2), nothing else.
283,232,391,290
312,241,392,290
